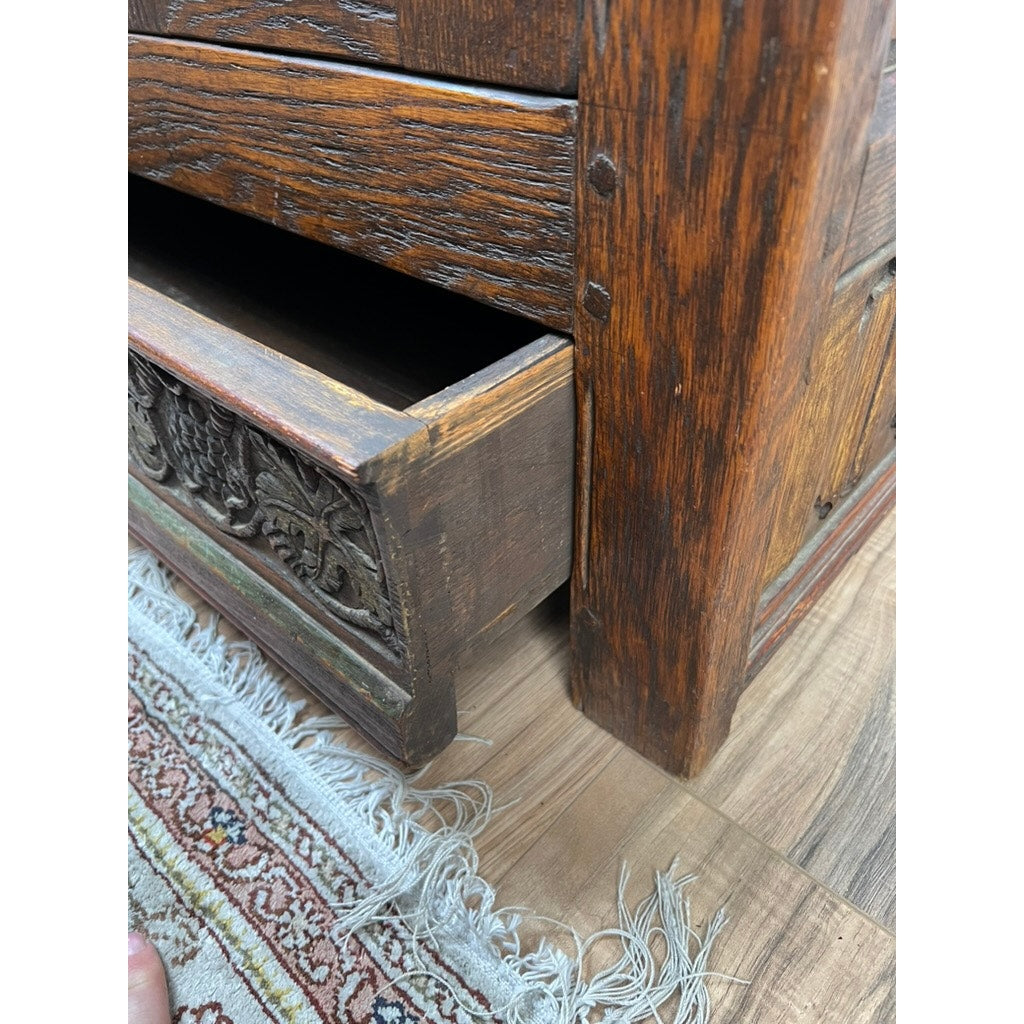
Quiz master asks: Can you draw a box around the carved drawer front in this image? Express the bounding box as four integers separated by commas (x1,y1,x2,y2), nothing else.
128,179,573,763
128,1,579,94
128,34,577,331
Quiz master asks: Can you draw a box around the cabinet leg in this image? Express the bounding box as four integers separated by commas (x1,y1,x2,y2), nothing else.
569,0,895,777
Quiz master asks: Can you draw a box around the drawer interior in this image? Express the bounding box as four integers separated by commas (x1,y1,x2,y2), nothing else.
129,175,552,410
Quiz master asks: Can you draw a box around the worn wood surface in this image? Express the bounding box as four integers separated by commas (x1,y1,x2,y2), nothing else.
571,0,895,776
128,0,401,67
396,340,574,671
129,280,420,484
128,0,579,94
749,453,895,680
129,280,423,484
405,336,573,458
400,0,578,94
128,35,576,329
130,505,896,1020
127,476,436,758
841,65,896,274
129,175,548,411
762,248,896,583
854,316,897,491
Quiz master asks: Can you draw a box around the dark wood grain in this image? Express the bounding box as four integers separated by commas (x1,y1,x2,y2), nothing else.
128,1,579,94
128,35,576,329
128,0,400,66
399,1,578,94
761,249,896,582
841,67,896,273
128,175,548,412
129,279,421,485
853,310,897,489
571,0,894,776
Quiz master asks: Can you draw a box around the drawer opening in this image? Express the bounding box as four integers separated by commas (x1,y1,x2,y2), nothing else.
129,175,552,411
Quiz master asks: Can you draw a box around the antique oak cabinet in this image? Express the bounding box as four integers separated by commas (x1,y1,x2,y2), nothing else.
128,0,895,775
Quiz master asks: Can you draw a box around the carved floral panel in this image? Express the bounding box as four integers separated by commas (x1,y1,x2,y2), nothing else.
128,351,401,655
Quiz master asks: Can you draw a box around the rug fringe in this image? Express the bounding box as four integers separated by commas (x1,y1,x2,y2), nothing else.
128,548,738,1023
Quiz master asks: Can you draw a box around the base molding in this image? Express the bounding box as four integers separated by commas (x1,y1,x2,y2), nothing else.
747,452,896,682
128,473,458,765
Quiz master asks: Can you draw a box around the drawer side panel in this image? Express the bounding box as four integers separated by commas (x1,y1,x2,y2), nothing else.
391,341,575,666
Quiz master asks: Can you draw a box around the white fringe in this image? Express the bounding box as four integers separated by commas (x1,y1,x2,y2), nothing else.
128,548,739,1023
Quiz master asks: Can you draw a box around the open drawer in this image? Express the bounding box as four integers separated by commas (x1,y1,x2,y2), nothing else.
128,178,573,763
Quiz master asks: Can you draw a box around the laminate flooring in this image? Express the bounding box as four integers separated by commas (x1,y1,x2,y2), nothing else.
128,510,896,1022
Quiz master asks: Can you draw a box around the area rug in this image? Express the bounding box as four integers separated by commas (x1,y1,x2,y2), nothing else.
128,548,728,1023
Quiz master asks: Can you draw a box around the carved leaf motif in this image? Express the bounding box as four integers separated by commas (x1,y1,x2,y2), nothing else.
163,390,261,537
128,353,171,481
249,432,396,644
128,351,400,654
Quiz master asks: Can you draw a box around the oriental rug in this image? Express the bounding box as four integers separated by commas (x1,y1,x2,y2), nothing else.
128,548,727,1023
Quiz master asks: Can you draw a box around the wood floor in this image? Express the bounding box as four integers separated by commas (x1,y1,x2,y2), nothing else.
130,510,896,1023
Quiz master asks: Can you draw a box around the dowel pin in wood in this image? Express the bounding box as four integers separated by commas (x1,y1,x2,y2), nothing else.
582,282,612,322
587,154,618,196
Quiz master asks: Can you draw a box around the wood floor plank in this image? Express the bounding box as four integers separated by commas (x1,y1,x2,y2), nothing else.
497,752,895,1023
412,592,625,876
690,514,896,929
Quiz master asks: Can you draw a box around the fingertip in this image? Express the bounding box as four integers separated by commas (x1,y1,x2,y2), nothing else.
128,931,171,1024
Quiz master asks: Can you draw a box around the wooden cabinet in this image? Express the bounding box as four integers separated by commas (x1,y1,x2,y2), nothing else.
128,0,895,776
